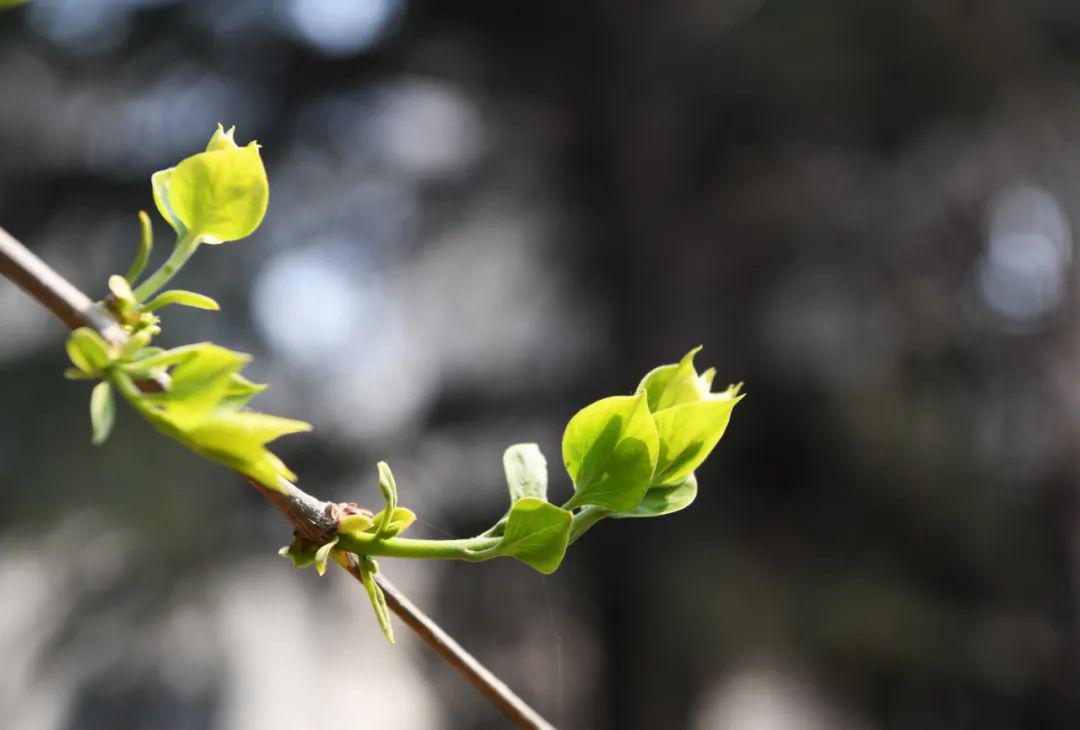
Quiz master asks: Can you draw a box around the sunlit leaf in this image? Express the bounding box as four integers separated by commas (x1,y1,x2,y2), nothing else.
482,498,572,574
314,536,339,576
369,506,416,538
339,513,375,534
375,461,399,537
66,328,111,374
638,347,706,412
161,127,268,244
90,381,115,445
143,290,220,312
359,556,394,643
651,397,741,486
124,211,154,284
503,443,548,503
613,473,698,519
562,393,658,512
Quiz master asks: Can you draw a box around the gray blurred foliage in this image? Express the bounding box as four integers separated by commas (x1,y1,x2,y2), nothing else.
3,1,1080,729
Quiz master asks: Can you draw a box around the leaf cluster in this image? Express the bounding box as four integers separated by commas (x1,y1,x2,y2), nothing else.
63,126,743,643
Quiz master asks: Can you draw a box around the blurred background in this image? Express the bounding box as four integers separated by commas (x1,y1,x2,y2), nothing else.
2,0,1080,728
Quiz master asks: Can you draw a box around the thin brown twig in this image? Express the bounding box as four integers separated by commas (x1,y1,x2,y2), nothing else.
0,225,556,730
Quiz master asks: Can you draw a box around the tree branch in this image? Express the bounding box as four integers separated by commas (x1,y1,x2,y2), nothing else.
0,225,556,730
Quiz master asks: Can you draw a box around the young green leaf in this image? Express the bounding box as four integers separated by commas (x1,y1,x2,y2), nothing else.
119,329,155,360
613,473,698,519
562,393,658,512
179,410,312,489
339,513,376,534
279,537,318,568
66,328,111,375
143,290,221,312
108,274,135,305
638,346,706,412
120,343,204,373
482,498,572,574
369,507,416,539
314,536,339,576
124,211,154,284
141,344,248,422
151,168,185,237
375,461,398,537
503,443,548,503
156,126,268,244
218,373,268,411
90,381,115,445
651,397,741,486
359,556,395,643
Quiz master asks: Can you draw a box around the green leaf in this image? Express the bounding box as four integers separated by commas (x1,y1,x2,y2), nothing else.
180,410,312,488
374,461,398,537
613,473,698,518
339,513,375,534
370,507,416,538
483,498,572,574
143,290,221,312
119,330,155,360
279,537,317,568
124,211,154,285
90,381,115,445
651,397,741,486
359,556,394,643
140,345,249,429
108,274,135,304
0,0,30,9
638,346,705,412
218,373,268,411
562,393,658,512
158,127,268,244
66,328,111,374
151,168,185,237
120,343,204,373
314,536,339,576
503,443,548,503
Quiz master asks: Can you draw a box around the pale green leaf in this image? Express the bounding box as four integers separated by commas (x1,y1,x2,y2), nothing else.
66,328,111,374
143,290,220,312
562,393,658,512
359,556,394,643
375,461,398,537
181,410,312,488
90,381,115,445
164,132,268,244
119,330,154,360
124,211,154,284
503,443,548,503
142,344,249,424
108,274,135,304
613,473,698,519
218,373,268,411
339,513,375,534
651,397,742,486
151,167,184,236
121,343,204,373
638,346,705,412
314,536,339,576
483,498,572,574
370,507,416,538
205,123,238,152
